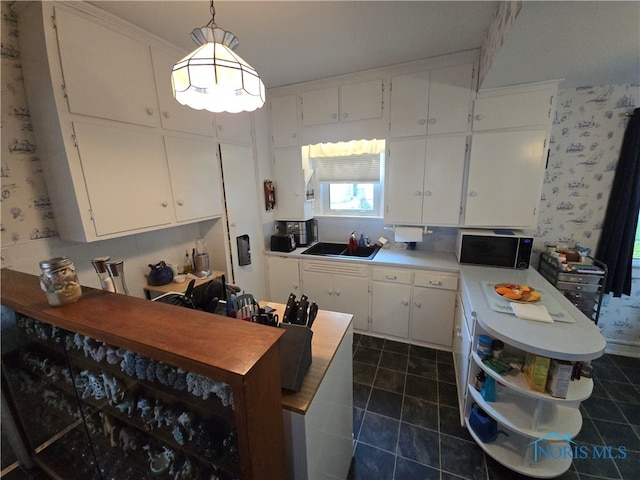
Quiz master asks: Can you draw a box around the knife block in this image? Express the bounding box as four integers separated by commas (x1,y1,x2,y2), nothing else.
278,323,313,392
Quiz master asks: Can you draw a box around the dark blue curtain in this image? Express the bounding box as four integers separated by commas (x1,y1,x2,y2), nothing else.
595,108,640,297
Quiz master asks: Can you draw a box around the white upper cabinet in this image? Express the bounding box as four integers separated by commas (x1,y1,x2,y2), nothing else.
473,87,555,131
270,95,299,148
150,47,217,137
215,112,253,144
390,63,474,137
73,122,174,236
55,7,158,127
385,135,467,225
164,136,223,222
273,149,313,221
464,129,547,228
340,80,384,122
301,80,383,126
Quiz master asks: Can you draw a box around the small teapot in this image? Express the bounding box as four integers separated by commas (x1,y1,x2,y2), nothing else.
147,261,174,286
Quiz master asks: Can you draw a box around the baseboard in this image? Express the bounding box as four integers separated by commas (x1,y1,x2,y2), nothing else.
604,340,640,358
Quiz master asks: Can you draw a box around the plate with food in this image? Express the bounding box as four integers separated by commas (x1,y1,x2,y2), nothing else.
493,283,542,303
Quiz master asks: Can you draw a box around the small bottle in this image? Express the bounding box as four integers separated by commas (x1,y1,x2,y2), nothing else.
492,340,504,360
183,250,194,274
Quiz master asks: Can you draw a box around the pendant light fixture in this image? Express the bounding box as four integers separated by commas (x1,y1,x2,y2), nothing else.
171,1,265,113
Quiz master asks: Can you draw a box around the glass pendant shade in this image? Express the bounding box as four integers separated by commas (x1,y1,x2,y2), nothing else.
171,26,265,113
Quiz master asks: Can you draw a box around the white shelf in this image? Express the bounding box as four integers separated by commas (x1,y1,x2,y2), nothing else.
465,417,572,478
468,383,583,439
471,351,593,403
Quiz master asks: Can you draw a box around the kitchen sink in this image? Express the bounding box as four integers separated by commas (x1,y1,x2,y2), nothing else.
301,242,380,260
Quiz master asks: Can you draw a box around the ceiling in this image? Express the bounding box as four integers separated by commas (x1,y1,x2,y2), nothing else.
90,1,639,90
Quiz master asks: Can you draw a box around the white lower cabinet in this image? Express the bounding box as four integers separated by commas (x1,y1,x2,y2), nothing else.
371,272,412,338
267,256,301,304
371,267,458,347
459,320,593,478
302,261,370,331
410,272,458,347
452,293,473,424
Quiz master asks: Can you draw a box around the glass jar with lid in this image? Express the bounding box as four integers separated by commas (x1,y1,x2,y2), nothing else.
39,256,82,306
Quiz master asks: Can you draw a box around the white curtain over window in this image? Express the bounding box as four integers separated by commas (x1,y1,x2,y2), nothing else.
310,139,384,183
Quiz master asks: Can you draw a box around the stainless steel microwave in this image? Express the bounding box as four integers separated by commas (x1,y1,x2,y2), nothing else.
456,229,534,269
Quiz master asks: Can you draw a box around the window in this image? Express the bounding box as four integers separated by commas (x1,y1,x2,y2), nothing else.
307,139,385,217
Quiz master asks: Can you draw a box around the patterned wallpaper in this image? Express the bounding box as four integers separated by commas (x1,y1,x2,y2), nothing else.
536,84,640,349
478,1,522,89
1,3,58,243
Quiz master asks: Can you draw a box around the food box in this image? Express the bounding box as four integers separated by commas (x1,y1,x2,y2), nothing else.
523,352,551,393
546,359,573,398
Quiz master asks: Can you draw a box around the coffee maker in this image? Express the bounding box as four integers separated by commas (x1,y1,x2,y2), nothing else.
276,219,318,247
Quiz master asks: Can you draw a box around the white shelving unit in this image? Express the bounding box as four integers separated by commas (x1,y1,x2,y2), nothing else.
465,345,593,477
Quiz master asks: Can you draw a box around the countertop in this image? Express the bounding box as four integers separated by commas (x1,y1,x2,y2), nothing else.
268,245,606,362
460,265,606,361
266,245,460,271
260,301,353,415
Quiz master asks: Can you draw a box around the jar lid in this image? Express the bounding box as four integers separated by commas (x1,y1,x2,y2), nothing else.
39,256,73,270
478,334,492,344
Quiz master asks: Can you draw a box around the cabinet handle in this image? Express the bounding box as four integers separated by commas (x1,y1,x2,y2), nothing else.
145,107,155,115
331,113,337,119
328,290,333,296
469,191,478,197
177,199,184,206
293,284,299,290
415,191,422,196
474,114,484,121
386,275,397,280
162,111,171,119
335,290,341,296
291,133,297,138
414,301,422,308
429,281,442,286
343,113,348,119
424,190,432,197
161,201,168,207
401,299,409,306
428,118,437,124
230,222,236,227
418,119,426,125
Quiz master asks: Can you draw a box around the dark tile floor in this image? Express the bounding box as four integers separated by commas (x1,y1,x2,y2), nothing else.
348,333,640,480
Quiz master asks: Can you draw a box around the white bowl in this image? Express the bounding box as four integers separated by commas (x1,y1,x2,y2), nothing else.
173,274,187,283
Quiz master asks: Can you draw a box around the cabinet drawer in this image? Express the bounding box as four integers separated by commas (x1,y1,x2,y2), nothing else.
414,272,458,291
557,273,602,285
557,282,600,293
372,268,411,284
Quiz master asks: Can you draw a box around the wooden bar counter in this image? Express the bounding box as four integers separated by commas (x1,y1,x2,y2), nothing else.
1,269,286,480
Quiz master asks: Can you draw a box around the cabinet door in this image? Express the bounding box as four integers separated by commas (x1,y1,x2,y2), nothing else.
371,282,410,338
340,80,383,122
220,143,266,298
72,122,173,236
422,135,466,225
411,286,456,347
215,112,253,144
389,72,429,137
428,64,473,135
270,95,299,148
334,275,370,331
54,7,158,127
453,296,472,425
267,256,300,303
473,89,554,131
164,136,223,222
301,87,339,126
465,130,547,228
150,47,216,137
274,149,306,220
302,271,336,309
385,138,426,224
